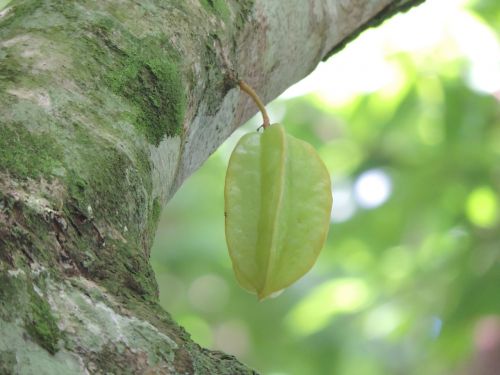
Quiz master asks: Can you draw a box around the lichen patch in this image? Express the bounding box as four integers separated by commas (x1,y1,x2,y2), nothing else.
7,88,52,109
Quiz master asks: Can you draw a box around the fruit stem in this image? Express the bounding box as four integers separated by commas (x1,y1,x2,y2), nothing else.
238,80,270,129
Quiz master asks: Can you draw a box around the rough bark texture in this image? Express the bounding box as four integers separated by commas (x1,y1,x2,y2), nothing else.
0,0,423,373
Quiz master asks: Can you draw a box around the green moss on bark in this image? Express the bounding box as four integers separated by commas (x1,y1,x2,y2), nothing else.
0,51,22,88
0,124,63,179
152,197,161,222
200,0,230,21
90,344,136,374
82,18,187,146
63,140,159,301
0,273,26,321
25,289,61,355
109,56,186,146
232,0,255,30
0,350,16,375
0,272,62,356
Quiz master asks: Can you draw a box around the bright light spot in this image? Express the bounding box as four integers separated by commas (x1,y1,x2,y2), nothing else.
188,274,229,313
286,278,372,336
364,304,401,339
330,180,356,222
330,279,370,311
466,186,498,228
280,34,401,105
279,0,500,103
431,316,443,339
213,320,250,358
354,169,392,209
451,7,500,93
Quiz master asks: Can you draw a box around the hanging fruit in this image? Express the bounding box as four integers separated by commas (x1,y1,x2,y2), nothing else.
224,81,333,300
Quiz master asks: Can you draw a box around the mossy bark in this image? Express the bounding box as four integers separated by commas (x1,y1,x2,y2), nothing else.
0,0,423,373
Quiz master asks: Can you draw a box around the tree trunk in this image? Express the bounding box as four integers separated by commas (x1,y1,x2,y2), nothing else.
0,0,423,373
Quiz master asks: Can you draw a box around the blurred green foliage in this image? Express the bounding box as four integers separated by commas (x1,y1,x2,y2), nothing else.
151,2,500,374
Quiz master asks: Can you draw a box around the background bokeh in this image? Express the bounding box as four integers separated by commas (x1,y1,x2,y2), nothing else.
151,0,500,374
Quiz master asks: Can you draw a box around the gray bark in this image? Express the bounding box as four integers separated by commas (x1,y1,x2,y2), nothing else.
0,0,423,373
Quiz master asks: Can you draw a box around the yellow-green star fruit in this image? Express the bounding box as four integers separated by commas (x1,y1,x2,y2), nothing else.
224,123,333,300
